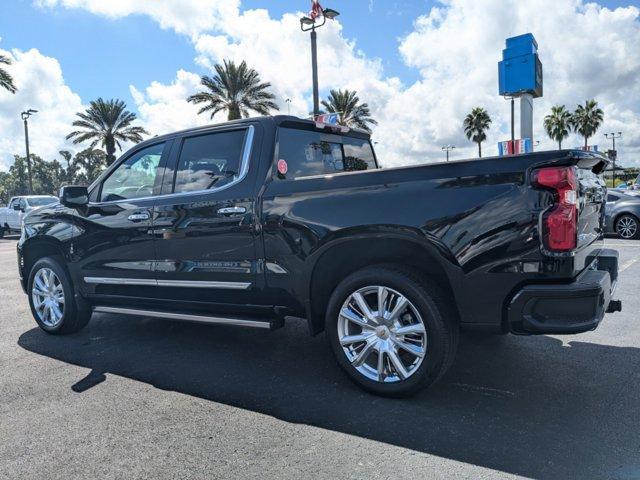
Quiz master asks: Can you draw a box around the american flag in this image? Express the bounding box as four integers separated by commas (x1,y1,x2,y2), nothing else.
309,0,324,20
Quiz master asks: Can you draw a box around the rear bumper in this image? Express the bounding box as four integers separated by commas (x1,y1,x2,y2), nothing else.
508,249,620,334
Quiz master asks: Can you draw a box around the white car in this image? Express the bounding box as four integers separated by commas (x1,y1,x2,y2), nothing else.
0,195,58,237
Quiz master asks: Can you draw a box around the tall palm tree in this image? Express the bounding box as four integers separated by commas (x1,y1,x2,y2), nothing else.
544,105,572,149
463,107,492,157
571,99,604,149
320,89,378,133
66,98,148,166
0,54,17,94
187,60,279,121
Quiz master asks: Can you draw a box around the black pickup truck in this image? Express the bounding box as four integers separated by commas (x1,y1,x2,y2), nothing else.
18,115,621,396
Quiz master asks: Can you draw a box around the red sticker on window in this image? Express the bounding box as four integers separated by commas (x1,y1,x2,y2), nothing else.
277,159,288,175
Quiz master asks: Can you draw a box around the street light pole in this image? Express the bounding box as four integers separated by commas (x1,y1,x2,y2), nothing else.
21,109,38,195
300,4,339,119
605,132,622,187
442,145,455,162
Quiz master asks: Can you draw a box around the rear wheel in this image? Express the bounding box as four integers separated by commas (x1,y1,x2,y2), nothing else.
27,257,91,334
326,265,458,397
616,214,639,239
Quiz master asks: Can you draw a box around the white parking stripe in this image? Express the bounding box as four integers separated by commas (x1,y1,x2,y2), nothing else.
620,253,640,272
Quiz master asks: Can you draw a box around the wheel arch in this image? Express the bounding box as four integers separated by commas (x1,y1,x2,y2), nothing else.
305,232,460,335
21,237,68,281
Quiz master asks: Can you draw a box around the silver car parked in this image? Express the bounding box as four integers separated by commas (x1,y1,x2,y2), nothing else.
605,191,640,239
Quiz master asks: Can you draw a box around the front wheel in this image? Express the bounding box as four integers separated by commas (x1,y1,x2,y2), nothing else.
616,214,639,239
326,265,458,397
27,257,91,334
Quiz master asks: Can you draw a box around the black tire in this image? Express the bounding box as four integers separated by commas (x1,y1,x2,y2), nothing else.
615,214,640,240
0,227,5,238
325,264,458,397
27,256,91,334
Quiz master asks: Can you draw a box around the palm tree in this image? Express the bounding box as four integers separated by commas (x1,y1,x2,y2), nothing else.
187,60,279,121
320,89,378,133
544,105,572,149
66,98,148,165
571,99,604,149
463,107,492,157
0,54,17,94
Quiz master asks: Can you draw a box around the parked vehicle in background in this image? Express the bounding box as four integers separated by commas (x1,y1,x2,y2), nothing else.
17,116,621,397
605,191,640,239
0,196,58,237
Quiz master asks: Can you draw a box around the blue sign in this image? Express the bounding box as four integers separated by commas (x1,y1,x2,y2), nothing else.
498,33,543,98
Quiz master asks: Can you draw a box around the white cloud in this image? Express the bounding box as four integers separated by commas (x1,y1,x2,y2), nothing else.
129,70,208,137
35,0,240,37
394,0,640,164
0,46,84,169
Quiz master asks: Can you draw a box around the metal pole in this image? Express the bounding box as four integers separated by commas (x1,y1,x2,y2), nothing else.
612,136,616,187
23,117,33,194
510,97,515,145
310,28,320,118
446,149,449,162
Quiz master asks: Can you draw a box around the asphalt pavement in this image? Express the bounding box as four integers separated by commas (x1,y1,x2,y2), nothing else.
1,236,639,480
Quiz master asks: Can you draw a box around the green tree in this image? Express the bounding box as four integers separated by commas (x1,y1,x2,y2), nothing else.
0,54,17,94
463,107,492,157
571,99,604,149
69,148,108,185
544,105,572,149
187,60,279,121
320,89,377,133
66,98,148,166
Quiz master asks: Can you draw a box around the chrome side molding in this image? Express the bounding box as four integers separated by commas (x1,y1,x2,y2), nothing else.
84,277,251,290
92,306,272,329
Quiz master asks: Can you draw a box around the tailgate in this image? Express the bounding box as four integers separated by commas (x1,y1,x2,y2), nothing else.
576,165,607,249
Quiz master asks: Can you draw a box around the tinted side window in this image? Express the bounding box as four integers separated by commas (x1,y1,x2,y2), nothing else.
9,198,18,208
174,130,246,194
277,128,377,179
100,142,165,202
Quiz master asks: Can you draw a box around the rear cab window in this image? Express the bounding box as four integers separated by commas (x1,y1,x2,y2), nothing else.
276,127,377,180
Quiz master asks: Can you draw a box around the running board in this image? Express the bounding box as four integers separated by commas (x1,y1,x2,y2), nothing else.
92,306,281,330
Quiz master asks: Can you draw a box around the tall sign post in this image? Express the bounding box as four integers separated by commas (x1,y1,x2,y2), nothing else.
498,33,543,155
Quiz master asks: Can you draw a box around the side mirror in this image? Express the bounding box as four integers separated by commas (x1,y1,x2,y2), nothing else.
60,185,89,208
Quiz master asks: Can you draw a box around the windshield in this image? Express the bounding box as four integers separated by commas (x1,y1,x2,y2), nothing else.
26,197,58,207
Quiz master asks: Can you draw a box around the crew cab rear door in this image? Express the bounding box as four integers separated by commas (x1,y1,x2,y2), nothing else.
151,124,264,314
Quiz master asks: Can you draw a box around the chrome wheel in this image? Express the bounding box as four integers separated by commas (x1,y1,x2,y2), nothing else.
616,216,638,239
32,267,65,327
337,285,427,383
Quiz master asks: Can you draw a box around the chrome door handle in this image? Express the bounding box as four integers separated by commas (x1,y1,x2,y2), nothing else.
217,206,246,215
127,212,150,222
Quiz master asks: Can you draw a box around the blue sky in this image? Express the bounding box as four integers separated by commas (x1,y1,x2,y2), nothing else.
1,0,633,110
1,0,639,167
0,1,439,106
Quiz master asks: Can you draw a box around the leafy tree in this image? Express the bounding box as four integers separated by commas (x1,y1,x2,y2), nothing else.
571,99,604,149
544,105,572,149
463,107,492,157
320,89,377,133
68,148,108,185
187,60,279,121
66,98,148,166
0,54,17,94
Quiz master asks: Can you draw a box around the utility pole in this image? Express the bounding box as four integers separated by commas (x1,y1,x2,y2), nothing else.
442,145,455,162
300,4,340,119
605,132,622,187
21,109,38,194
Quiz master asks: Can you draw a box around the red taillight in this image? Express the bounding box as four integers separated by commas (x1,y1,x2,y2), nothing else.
532,166,578,252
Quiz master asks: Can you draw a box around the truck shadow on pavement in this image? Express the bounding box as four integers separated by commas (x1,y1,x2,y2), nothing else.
18,315,640,480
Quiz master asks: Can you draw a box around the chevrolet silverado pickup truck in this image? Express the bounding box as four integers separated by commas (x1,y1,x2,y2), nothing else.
17,116,621,396
0,195,58,238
